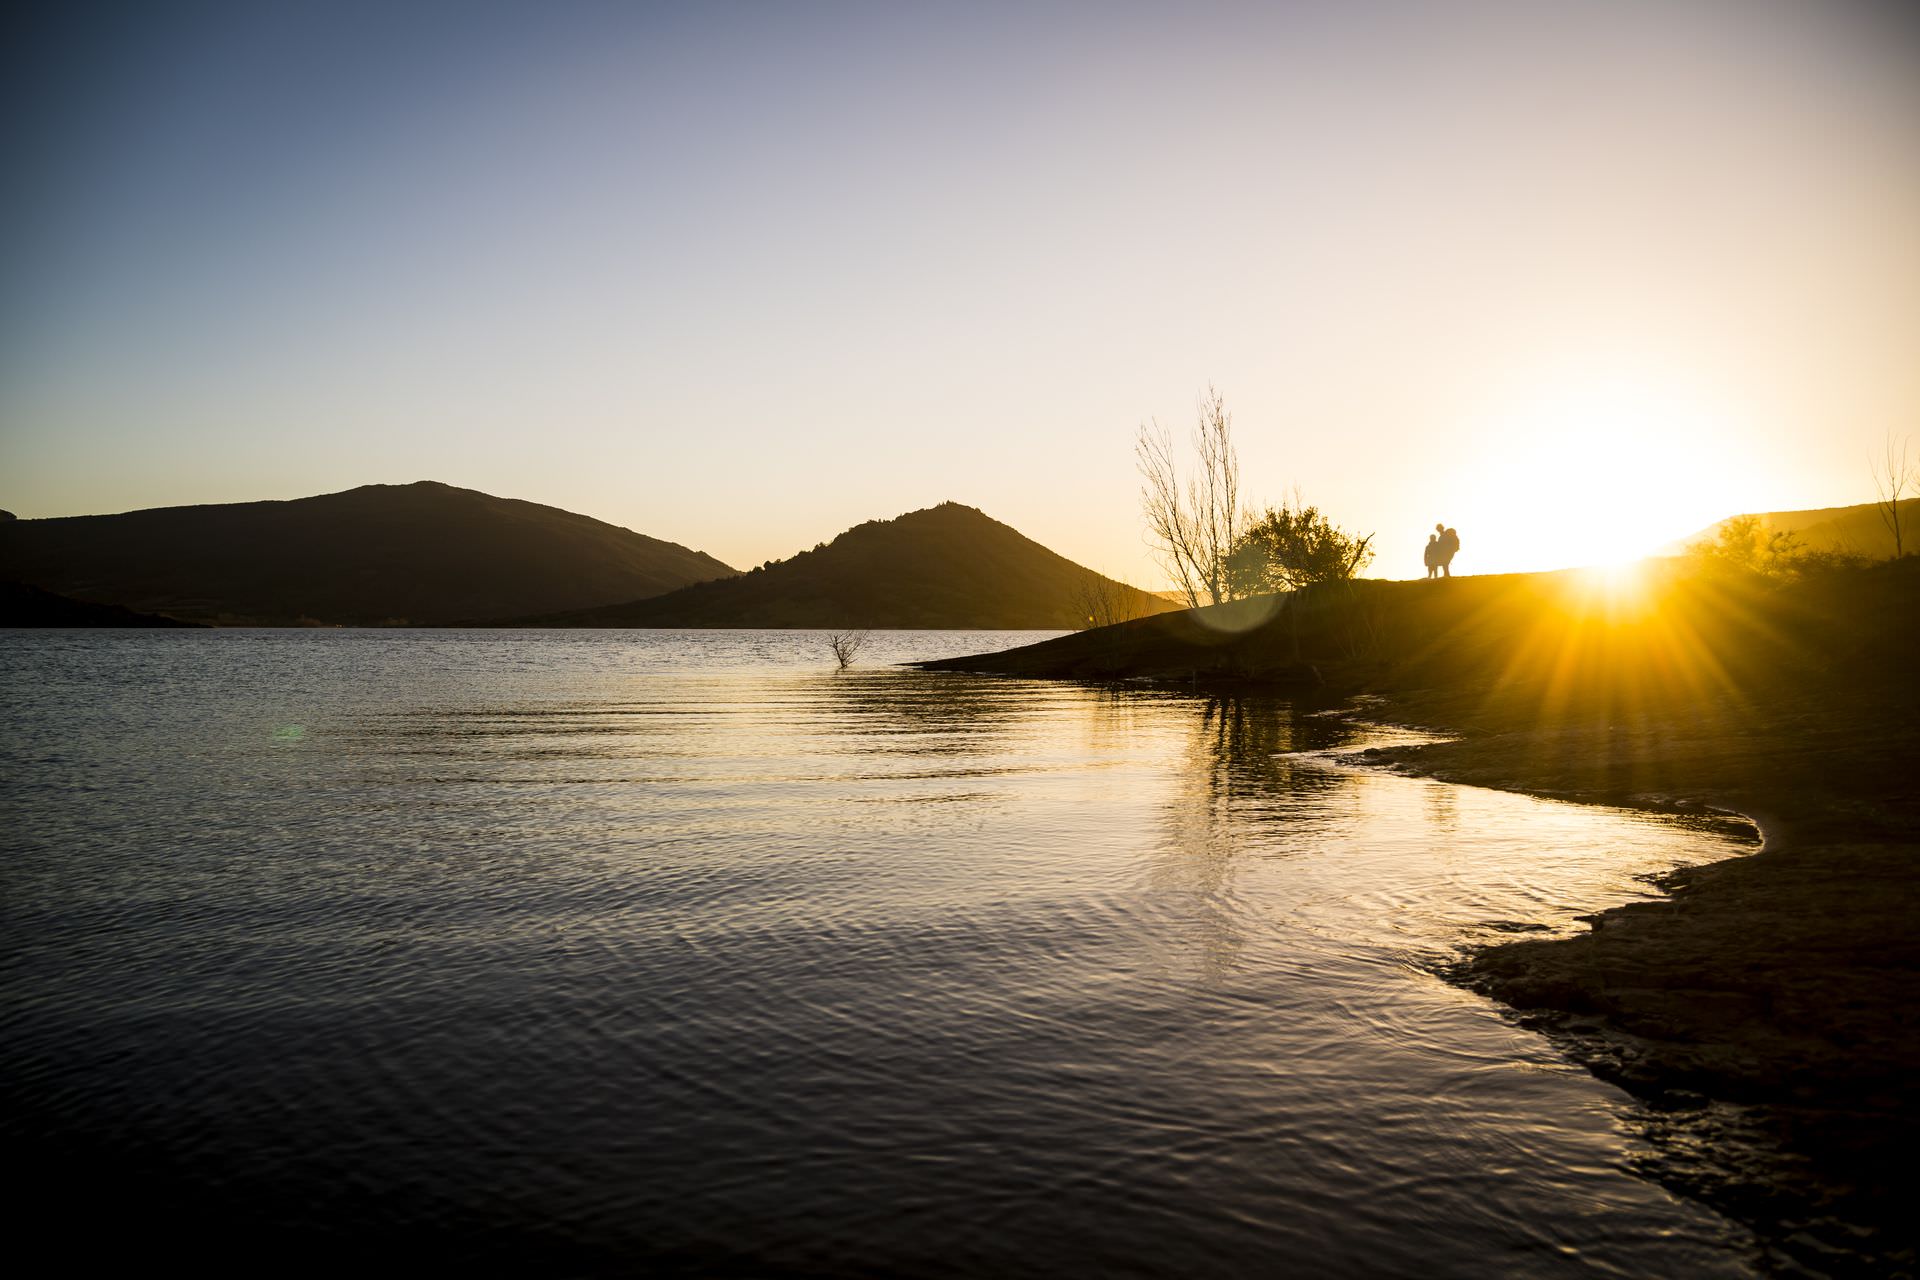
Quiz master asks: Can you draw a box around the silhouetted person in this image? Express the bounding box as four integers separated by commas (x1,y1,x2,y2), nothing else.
1434,523,1460,577
1423,534,1440,579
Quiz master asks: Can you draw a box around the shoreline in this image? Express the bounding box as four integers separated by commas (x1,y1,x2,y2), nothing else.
916,563,1920,1271
924,658,1920,1266
1321,695,1919,1272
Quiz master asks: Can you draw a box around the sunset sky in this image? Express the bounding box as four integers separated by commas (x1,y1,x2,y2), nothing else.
4,0,1917,585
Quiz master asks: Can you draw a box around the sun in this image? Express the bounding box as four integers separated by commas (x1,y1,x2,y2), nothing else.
1573,558,1655,619
1448,374,1763,573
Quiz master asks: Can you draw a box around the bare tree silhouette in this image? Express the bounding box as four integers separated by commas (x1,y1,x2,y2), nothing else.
1871,432,1916,558
826,630,869,669
1135,387,1241,607
1069,569,1155,630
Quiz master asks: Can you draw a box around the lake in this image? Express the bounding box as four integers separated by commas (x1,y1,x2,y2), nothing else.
1,629,1765,1276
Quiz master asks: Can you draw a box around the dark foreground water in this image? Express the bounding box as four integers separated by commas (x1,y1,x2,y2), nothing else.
2,630,1770,1276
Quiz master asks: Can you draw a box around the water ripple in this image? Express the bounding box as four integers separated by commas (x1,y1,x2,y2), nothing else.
0,629,1767,1276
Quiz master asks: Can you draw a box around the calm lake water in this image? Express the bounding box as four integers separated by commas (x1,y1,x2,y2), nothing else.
2,630,1767,1276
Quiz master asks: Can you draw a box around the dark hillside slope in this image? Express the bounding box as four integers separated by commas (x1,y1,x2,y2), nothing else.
0,482,735,625
1,580,202,627
921,558,1920,712
521,502,1174,629
1668,498,1919,558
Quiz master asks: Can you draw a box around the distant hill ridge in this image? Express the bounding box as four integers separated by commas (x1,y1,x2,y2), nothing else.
515,501,1175,629
1668,498,1920,559
0,481,736,625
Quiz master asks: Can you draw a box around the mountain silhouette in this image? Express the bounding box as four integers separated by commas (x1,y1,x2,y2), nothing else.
512,502,1174,629
0,482,735,625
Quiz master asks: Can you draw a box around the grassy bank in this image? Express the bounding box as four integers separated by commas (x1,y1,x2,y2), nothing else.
920,557,1920,1263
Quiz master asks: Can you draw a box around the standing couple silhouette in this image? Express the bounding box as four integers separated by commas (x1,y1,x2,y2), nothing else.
1424,524,1460,578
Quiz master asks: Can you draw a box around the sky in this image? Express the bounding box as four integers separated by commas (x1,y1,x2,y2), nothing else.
4,0,1917,585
